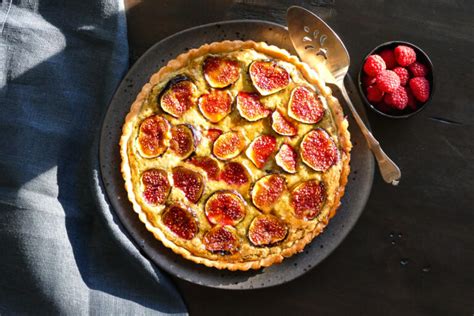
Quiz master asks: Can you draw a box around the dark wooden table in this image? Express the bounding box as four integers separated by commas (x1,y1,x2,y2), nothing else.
124,1,474,315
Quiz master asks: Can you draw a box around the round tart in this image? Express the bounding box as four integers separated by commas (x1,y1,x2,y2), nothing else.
120,41,351,270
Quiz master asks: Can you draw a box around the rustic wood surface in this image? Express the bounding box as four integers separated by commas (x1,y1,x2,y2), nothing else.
124,1,474,314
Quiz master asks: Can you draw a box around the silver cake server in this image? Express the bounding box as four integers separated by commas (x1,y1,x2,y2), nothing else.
287,6,401,185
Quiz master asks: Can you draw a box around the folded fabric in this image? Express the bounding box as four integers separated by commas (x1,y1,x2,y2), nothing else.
0,1,187,314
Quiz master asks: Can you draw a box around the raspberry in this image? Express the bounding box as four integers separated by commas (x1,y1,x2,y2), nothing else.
393,67,409,86
406,87,417,110
379,49,397,69
366,85,384,103
408,61,429,77
394,45,416,66
362,75,376,87
384,86,408,110
409,77,430,102
376,70,400,93
363,54,386,77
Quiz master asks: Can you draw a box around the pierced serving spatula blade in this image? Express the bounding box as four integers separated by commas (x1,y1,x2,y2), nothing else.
287,6,401,185
287,6,349,84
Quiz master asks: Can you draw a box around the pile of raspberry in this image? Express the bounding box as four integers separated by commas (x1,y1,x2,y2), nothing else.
362,45,431,112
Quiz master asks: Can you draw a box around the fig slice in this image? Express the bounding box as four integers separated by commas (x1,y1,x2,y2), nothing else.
251,174,286,213
172,167,204,203
288,86,325,124
203,225,240,254
203,56,240,88
204,191,246,226
141,169,170,205
205,128,223,142
162,204,198,240
220,162,249,186
198,89,233,123
160,76,198,118
170,124,195,159
137,115,171,158
275,143,297,174
213,131,245,161
188,156,220,180
271,110,298,136
249,60,290,96
248,214,288,247
236,92,271,121
290,180,326,220
245,135,277,169
300,128,339,172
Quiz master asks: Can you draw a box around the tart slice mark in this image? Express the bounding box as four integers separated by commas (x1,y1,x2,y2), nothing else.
203,56,240,88
205,191,246,226
288,86,324,124
248,214,288,246
251,174,286,213
172,167,204,203
137,115,171,158
162,204,198,240
160,76,198,118
249,60,290,96
198,89,233,123
236,92,271,121
300,128,339,172
141,169,170,205
290,180,326,220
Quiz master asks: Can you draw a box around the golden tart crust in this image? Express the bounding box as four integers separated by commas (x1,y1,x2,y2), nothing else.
120,40,351,270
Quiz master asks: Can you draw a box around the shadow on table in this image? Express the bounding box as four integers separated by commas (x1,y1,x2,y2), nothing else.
0,1,184,313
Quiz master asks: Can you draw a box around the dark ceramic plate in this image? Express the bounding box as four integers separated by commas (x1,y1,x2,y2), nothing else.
96,20,374,289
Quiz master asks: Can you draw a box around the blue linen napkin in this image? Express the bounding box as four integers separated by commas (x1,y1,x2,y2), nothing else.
0,1,187,314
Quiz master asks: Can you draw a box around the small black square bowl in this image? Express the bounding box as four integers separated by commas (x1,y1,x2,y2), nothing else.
358,41,435,119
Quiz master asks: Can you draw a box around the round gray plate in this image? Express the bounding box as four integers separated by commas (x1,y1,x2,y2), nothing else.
98,20,374,289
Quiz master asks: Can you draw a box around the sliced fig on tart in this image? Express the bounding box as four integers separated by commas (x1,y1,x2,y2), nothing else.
170,124,195,159
203,225,240,254
198,89,233,123
249,60,290,96
290,180,326,221
205,128,223,142
288,86,324,124
271,110,298,136
162,204,198,240
275,143,297,174
300,128,339,172
213,131,245,160
246,135,277,169
220,162,249,186
137,115,171,158
248,214,288,247
205,191,246,226
141,169,170,205
160,76,198,118
203,56,240,88
172,167,204,203
236,92,270,121
188,156,220,180
251,174,286,213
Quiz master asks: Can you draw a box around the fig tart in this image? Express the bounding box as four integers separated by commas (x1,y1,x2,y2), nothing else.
120,41,351,270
